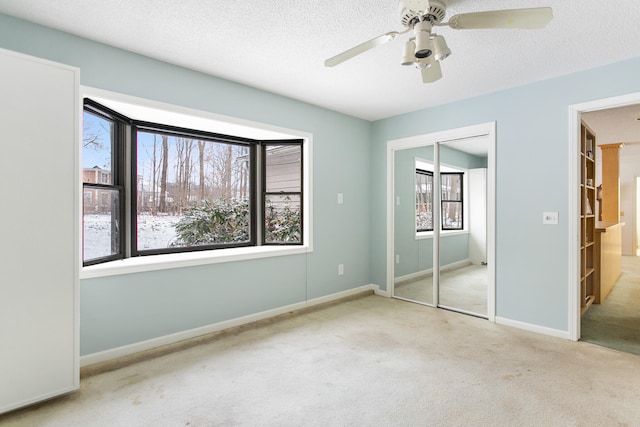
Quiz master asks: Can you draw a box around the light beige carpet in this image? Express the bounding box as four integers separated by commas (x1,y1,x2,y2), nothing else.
395,264,487,316
2,295,640,426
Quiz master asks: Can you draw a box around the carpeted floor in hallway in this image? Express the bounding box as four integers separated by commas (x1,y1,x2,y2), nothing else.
581,255,640,356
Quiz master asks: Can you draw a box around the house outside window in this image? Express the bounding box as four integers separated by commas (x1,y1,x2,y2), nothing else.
82,104,123,264
263,143,302,244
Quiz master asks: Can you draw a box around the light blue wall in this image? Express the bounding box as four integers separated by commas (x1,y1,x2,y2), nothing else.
0,14,372,355
372,57,640,332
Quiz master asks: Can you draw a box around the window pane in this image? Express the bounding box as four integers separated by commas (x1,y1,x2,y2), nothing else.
416,172,433,231
442,201,463,229
82,111,114,185
265,194,301,243
83,188,121,261
265,145,301,192
441,174,462,201
136,132,251,250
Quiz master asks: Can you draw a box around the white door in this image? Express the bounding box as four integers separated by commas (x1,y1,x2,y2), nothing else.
0,48,79,414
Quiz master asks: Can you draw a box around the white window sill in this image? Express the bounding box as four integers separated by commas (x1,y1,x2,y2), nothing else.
80,245,311,279
416,230,468,240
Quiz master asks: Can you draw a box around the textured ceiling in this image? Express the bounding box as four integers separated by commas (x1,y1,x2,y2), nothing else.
583,104,640,145
1,0,639,121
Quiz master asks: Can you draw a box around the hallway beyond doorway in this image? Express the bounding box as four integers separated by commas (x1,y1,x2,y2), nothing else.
581,255,640,356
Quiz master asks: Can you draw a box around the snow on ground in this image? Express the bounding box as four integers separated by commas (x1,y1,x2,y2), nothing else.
83,213,179,260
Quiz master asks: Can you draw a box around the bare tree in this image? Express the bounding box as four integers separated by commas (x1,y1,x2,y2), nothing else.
223,144,232,199
151,135,158,214
83,118,105,150
159,135,169,213
198,140,206,200
174,138,195,210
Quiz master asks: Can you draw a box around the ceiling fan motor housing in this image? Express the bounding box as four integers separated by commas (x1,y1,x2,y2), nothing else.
400,0,447,27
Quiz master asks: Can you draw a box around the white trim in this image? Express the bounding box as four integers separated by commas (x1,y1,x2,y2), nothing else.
417,230,468,239
374,287,391,297
567,91,640,341
386,122,496,322
395,259,471,283
433,143,441,305
486,122,496,322
81,284,380,367
81,245,310,279
79,86,313,278
496,316,570,340
72,59,81,392
386,141,396,297
395,269,434,284
635,177,640,256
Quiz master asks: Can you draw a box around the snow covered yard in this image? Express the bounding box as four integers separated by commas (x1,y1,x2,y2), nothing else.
83,213,179,260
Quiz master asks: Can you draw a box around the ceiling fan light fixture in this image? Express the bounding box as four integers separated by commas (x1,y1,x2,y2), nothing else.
413,20,433,59
414,31,432,58
432,34,451,61
401,39,417,65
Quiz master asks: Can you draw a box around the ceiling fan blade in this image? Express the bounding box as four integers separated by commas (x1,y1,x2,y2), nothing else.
421,61,442,83
324,31,402,67
448,7,553,30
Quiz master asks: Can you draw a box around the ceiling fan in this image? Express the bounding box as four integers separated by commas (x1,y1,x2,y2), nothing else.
324,0,553,83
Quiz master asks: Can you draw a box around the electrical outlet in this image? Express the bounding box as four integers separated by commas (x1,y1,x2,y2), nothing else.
338,264,344,275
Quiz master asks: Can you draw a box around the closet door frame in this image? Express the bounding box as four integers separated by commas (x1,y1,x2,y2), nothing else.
386,122,496,322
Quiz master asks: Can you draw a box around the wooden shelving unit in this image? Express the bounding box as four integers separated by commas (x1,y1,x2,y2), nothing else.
580,121,597,314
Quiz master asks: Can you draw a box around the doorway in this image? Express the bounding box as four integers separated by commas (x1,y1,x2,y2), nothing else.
636,177,640,256
386,122,496,320
569,92,640,342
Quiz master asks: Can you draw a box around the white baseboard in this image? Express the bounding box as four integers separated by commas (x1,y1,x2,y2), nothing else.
373,286,390,297
395,259,471,283
495,316,570,340
395,268,434,284
80,284,380,367
440,259,473,272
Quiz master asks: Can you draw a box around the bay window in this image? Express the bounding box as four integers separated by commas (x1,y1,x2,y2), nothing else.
82,99,303,266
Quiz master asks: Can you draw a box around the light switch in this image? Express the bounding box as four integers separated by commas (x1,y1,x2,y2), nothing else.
337,193,343,204
543,212,559,225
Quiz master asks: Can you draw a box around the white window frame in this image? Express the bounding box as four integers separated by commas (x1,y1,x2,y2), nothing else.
80,86,313,279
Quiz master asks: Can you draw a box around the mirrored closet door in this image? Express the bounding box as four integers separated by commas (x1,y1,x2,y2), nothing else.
436,139,488,316
393,145,435,305
392,133,491,318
